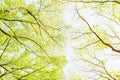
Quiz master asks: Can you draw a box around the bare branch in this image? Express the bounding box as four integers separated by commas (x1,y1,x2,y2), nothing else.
77,40,99,50
96,12,120,27
0,28,11,37
72,32,92,39
17,62,51,80
76,8,120,53
78,53,117,80
63,0,120,5
0,38,11,59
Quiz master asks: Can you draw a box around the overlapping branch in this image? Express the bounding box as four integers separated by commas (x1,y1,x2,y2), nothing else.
0,22,51,58
76,8,120,53
78,53,117,80
0,1,64,80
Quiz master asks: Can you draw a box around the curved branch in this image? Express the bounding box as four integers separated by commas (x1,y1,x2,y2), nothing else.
17,62,51,80
0,23,51,58
63,0,120,5
76,8,120,53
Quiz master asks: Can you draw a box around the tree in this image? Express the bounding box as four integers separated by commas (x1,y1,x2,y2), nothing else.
63,0,120,80
1,0,120,80
0,0,67,80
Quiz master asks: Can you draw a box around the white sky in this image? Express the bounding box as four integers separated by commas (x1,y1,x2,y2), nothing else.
63,3,120,80
26,0,36,4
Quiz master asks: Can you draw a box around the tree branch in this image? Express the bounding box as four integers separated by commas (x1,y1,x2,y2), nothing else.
63,0,120,5
76,8,120,53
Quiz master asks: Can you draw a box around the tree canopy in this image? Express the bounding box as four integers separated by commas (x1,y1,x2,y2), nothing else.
0,0,67,80
0,0,120,80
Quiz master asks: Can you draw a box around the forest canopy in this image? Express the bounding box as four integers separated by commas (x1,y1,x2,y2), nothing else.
0,0,120,80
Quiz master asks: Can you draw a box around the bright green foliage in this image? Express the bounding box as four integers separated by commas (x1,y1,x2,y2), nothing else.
1,0,120,80
0,0,67,80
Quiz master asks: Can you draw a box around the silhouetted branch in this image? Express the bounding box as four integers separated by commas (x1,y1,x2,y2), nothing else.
63,0,120,5
17,62,51,80
72,32,92,39
78,53,117,80
76,8,120,53
0,22,51,58
96,12,120,27
0,38,11,59
77,40,99,50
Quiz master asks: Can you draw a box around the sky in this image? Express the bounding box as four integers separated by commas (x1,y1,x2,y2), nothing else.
24,0,120,79
63,2,120,80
